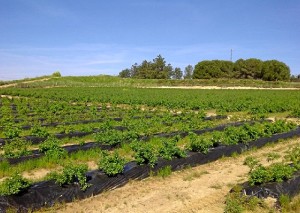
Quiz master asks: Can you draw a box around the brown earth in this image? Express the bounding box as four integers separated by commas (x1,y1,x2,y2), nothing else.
38,137,300,213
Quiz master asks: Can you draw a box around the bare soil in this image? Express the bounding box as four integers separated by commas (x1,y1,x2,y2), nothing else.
39,137,300,213
146,86,300,90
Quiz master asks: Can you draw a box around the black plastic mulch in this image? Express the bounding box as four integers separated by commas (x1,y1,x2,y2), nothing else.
0,127,300,212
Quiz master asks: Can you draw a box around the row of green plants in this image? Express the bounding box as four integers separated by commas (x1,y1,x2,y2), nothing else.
225,146,300,213
0,121,300,195
1,87,300,115
245,146,300,185
0,120,297,196
0,120,296,162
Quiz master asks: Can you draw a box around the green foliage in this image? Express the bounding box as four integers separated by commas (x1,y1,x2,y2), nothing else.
249,165,271,185
183,65,194,79
225,185,267,212
159,138,186,160
52,71,61,77
31,124,49,138
156,165,172,178
279,194,291,209
249,163,295,185
193,60,234,79
119,55,173,79
2,138,31,158
131,142,158,167
188,133,213,154
4,126,20,139
38,136,67,160
262,60,290,81
94,130,139,146
243,156,260,171
49,164,90,190
285,146,300,169
98,151,125,176
193,58,290,81
0,173,31,196
119,68,131,78
266,152,281,162
233,58,263,79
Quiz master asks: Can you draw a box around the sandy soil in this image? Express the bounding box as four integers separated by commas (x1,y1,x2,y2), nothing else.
40,137,300,213
146,86,300,90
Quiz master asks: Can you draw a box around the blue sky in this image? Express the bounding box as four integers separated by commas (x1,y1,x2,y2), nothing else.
0,0,299,80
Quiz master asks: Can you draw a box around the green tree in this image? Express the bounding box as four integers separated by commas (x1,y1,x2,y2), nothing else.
184,65,193,79
52,71,61,77
119,69,131,78
122,55,174,79
262,60,290,81
173,67,183,79
193,60,233,79
233,58,263,79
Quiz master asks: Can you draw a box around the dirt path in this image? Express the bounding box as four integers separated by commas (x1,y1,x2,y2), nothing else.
41,137,300,213
145,86,300,90
0,78,51,89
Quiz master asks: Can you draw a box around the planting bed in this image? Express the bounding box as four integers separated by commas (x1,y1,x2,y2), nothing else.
1,84,300,212
0,126,299,211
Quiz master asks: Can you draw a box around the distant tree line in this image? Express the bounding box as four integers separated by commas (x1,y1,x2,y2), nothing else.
119,55,186,79
119,55,292,81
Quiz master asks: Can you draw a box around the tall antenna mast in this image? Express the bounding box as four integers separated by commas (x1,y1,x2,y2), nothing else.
230,49,233,62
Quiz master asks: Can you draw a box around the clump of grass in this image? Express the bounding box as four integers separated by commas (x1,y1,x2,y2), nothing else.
156,166,172,178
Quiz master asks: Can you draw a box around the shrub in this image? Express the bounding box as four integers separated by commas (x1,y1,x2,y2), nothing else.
4,126,20,139
188,133,213,154
50,164,90,190
38,137,67,160
31,124,49,138
52,71,61,77
249,163,295,185
98,151,125,176
159,139,186,160
249,166,271,185
286,146,300,169
2,138,31,158
156,165,172,178
269,163,295,182
243,156,260,172
0,173,31,196
131,142,158,167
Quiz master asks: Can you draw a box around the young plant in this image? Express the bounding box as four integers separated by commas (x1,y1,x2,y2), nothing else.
31,124,49,138
4,125,21,139
0,173,31,196
49,164,90,190
2,138,31,158
159,138,186,160
131,142,158,167
243,156,260,172
188,133,213,154
38,136,67,160
98,151,126,176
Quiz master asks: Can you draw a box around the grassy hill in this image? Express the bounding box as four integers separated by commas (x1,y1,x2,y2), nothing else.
2,75,300,88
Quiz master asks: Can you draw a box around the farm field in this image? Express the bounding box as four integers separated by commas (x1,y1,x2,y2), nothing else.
0,76,300,212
